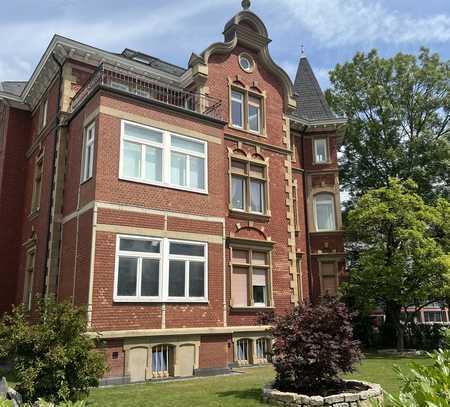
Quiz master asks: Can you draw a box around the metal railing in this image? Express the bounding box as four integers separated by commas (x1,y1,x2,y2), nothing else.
69,63,223,121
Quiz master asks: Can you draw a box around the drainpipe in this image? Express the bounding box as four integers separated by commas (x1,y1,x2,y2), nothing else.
42,52,63,296
300,128,313,301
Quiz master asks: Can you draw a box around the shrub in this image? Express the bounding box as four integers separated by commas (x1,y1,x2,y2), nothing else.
386,349,450,406
270,297,362,395
405,323,446,350
442,328,450,349
0,297,108,403
0,400,13,407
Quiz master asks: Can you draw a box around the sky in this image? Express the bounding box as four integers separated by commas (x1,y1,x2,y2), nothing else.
1,0,450,91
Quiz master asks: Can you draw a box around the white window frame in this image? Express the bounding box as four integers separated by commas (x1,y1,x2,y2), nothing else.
314,138,328,163
119,120,208,194
114,235,208,303
231,90,244,129
248,96,261,134
314,193,337,232
81,122,95,183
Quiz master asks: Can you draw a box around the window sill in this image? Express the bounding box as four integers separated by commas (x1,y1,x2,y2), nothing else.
80,176,93,186
310,230,342,235
312,160,332,165
119,176,208,195
229,210,270,222
228,124,266,138
28,210,40,220
230,306,275,312
113,297,209,304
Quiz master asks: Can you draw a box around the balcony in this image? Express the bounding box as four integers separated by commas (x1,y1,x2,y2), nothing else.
69,63,224,121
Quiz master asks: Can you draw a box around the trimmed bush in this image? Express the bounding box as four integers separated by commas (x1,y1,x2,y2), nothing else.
0,297,108,403
269,297,362,395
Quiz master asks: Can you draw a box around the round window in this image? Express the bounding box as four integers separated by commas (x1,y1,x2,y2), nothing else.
239,54,254,73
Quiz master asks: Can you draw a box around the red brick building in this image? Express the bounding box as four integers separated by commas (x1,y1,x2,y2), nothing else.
0,2,346,383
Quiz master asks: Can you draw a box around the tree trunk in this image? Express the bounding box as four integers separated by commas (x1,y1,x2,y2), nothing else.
386,302,404,352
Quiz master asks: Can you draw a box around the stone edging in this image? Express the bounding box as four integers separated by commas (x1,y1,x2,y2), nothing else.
262,380,383,406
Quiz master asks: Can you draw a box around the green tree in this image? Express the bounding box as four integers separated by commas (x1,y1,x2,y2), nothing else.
326,48,450,205
0,297,108,403
344,178,450,351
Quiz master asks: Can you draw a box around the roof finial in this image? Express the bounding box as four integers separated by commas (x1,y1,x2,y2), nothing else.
300,43,306,58
241,0,251,10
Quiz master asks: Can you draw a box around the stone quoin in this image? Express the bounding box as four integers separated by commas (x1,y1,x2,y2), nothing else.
0,0,346,383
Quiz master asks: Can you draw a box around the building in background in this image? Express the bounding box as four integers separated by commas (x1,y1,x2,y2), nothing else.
0,1,346,383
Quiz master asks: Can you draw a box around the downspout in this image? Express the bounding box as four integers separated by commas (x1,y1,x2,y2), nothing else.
300,128,313,301
42,53,63,296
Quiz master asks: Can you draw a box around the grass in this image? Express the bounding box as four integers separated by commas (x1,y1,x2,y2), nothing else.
89,354,432,407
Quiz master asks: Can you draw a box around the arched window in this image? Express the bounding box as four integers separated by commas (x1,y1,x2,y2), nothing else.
151,345,174,378
314,193,336,231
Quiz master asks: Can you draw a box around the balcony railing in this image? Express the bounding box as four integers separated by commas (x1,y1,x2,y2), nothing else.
69,63,223,121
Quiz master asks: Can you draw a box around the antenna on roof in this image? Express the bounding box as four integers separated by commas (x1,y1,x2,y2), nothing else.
241,0,251,10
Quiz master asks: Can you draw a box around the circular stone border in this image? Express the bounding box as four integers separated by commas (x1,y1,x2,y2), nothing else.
262,380,383,406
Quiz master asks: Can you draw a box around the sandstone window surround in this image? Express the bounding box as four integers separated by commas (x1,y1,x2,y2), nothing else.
119,120,207,194
229,83,266,136
124,337,200,382
81,121,95,183
30,149,44,214
114,235,208,303
229,152,271,219
23,246,36,311
230,245,273,309
233,336,272,366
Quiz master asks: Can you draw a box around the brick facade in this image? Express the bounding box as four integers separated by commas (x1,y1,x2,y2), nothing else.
0,6,345,382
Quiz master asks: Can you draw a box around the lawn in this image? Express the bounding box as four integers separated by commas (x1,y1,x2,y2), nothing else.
89,354,431,407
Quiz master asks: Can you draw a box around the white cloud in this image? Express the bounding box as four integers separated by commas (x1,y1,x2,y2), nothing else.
0,1,228,81
273,0,450,47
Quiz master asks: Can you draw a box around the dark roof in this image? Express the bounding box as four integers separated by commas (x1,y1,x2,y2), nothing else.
0,81,27,96
293,56,335,122
120,49,186,77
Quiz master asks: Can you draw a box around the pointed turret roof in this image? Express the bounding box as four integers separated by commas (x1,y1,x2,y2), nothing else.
293,55,336,122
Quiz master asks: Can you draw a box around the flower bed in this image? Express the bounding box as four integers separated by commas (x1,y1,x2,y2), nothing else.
262,380,383,407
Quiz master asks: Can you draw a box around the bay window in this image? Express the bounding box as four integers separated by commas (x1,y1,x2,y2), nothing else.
115,235,207,302
230,247,271,307
314,193,336,231
230,87,264,134
120,121,207,193
230,158,268,215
